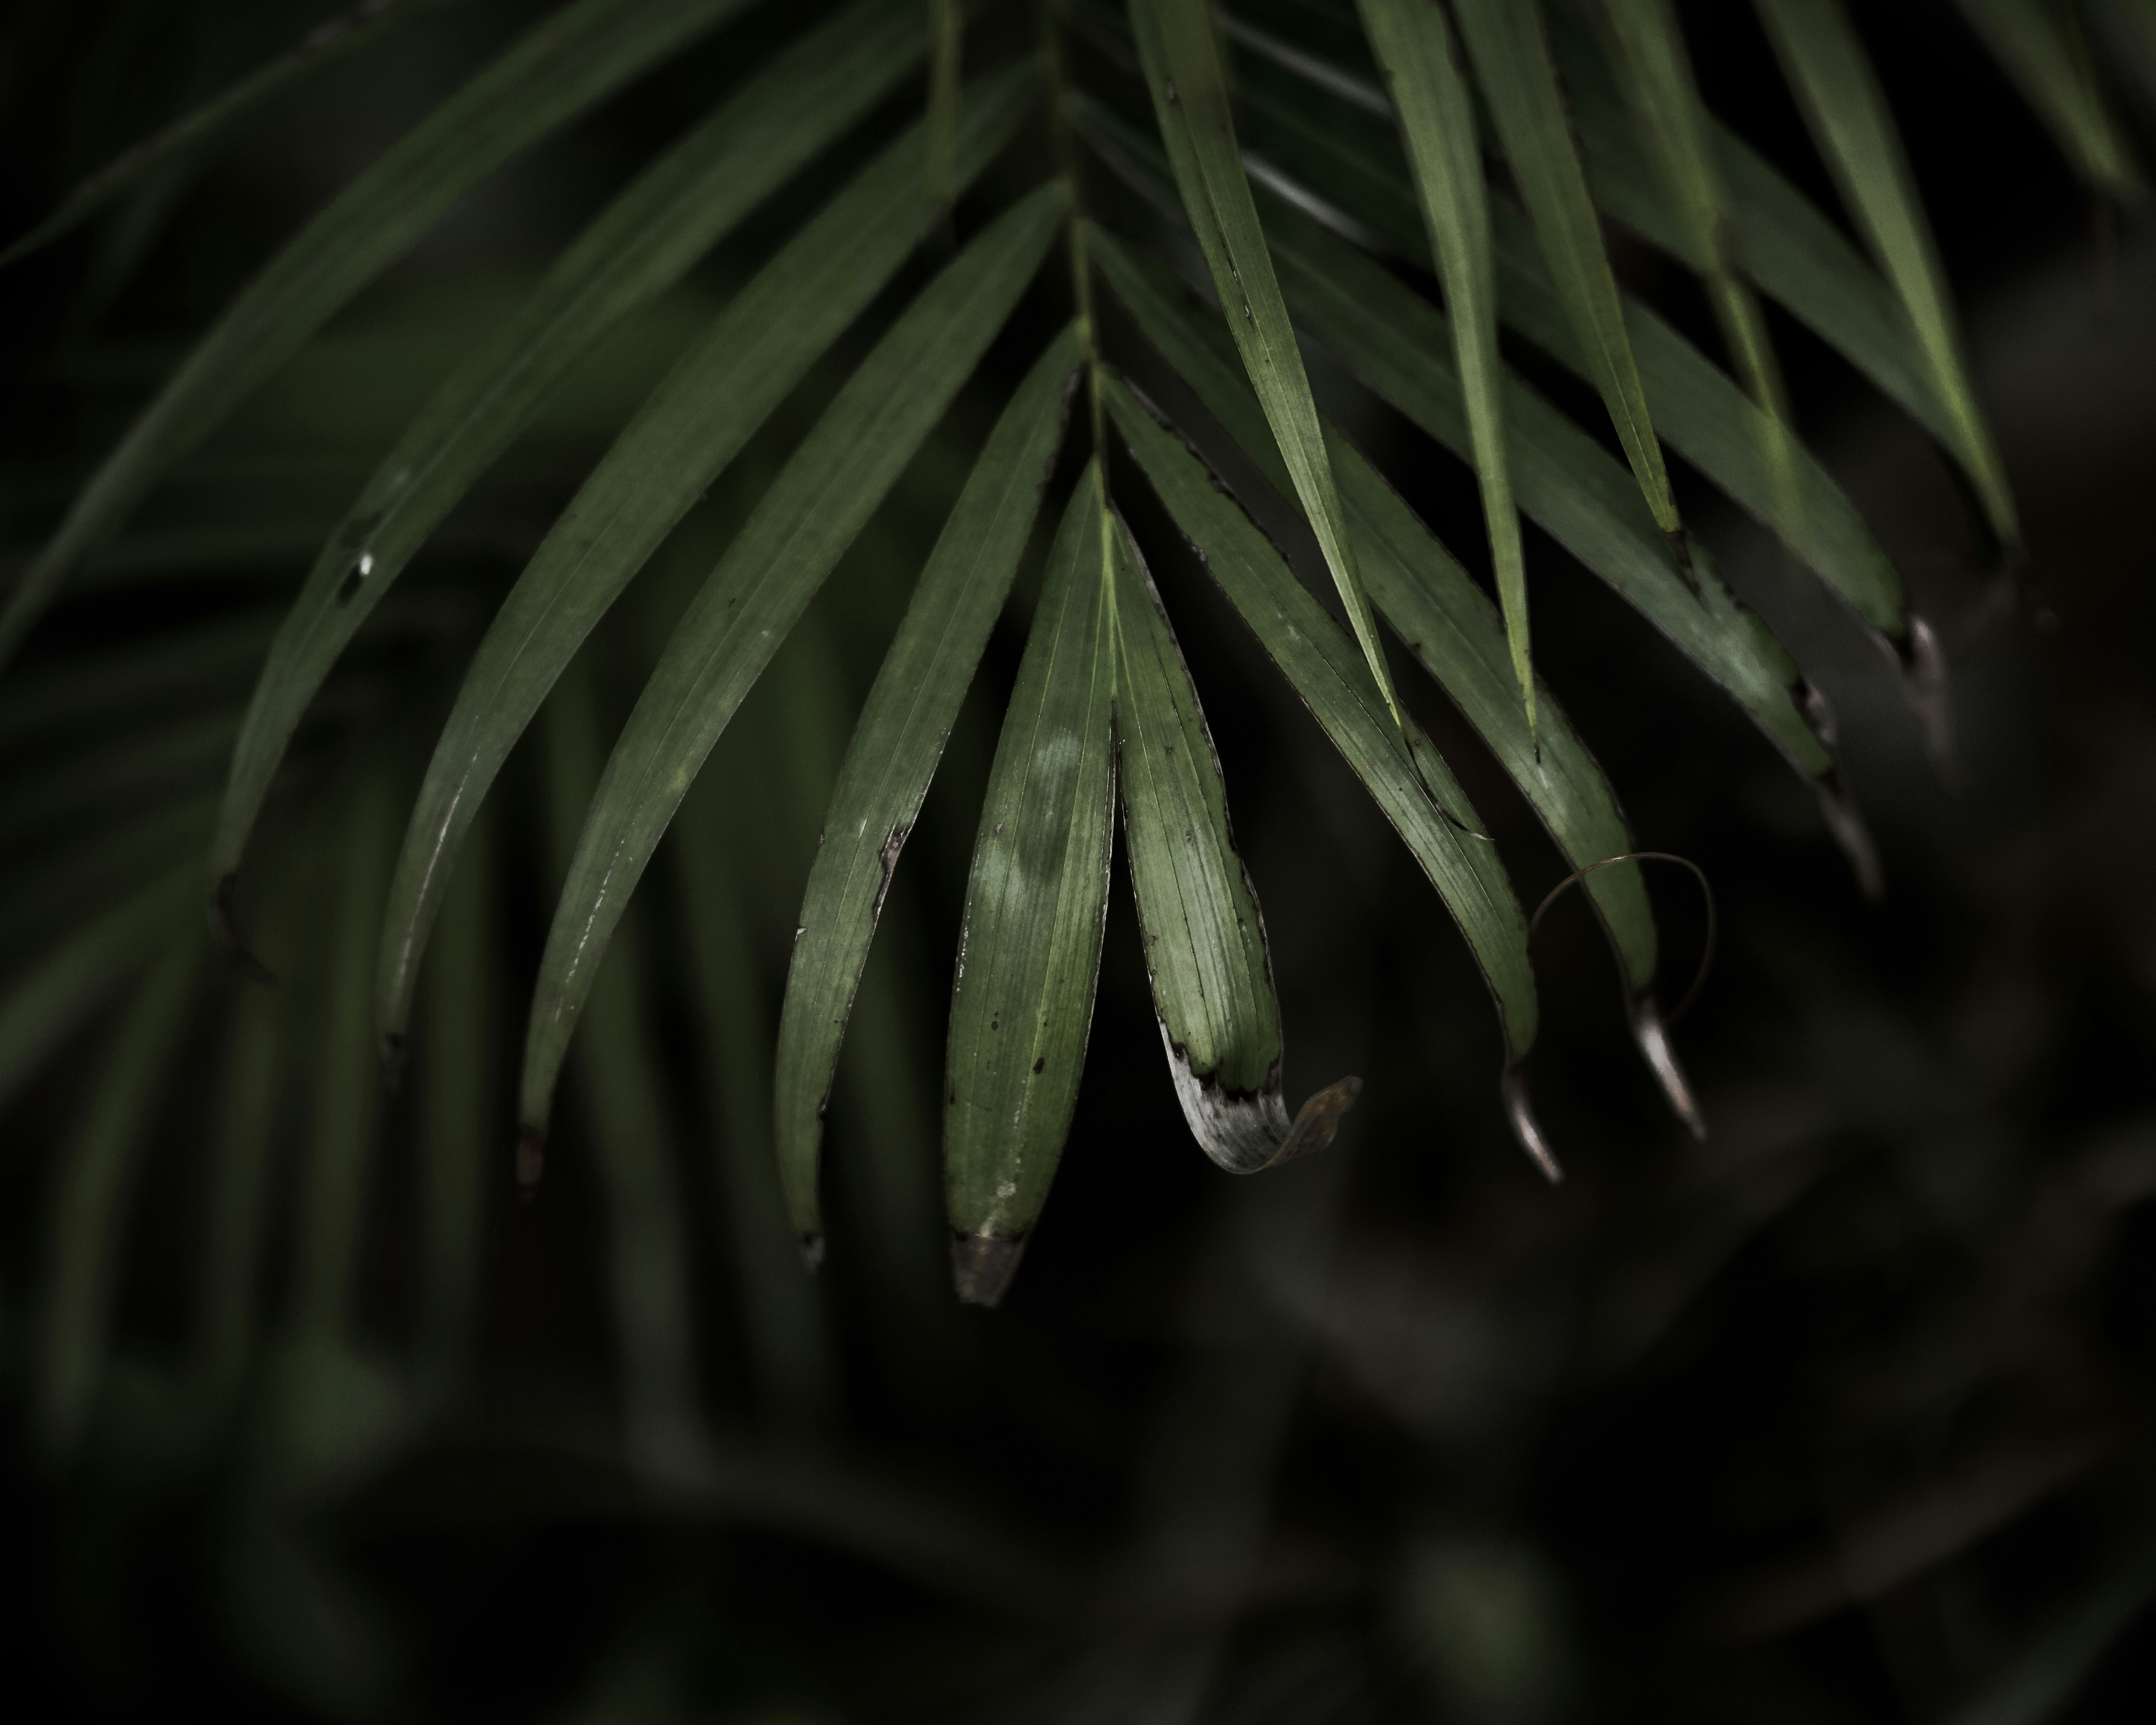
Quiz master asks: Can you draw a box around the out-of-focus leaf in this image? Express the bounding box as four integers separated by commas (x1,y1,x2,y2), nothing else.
926,0,964,213
1354,0,1535,744
0,607,277,749
1450,0,1682,546
0,0,458,268
0,0,756,667
33,935,202,1461
0,869,193,1113
374,65,1037,1058
415,806,496,1400
516,181,1061,1143
1105,377,1539,1079
292,762,396,1347
537,655,710,1485
1129,0,1408,737
211,0,931,893
944,462,1118,1305
1951,0,2142,198
1089,223,1657,1006
1108,500,1359,1172
1751,0,2021,549
772,325,1083,1246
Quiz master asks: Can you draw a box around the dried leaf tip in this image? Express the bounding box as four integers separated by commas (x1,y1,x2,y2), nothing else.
951,1232,1027,1306
1629,996,1705,1141
1502,1065,1563,1183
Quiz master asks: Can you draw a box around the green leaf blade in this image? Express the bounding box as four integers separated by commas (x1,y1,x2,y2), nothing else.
1105,376,1538,1068
1129,0,1406,737
0,0,757,669
211,0,932,891
772,324,1084,1245
1452,0,1681,539
372,66,1037,1055
1751,0,2020,548
517,183,1063,1141
1952,0,2143,199
944,461,1119,1299
1355,0,1536,741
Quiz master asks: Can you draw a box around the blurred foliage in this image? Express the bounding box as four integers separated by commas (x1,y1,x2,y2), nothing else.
0,1,2153,1721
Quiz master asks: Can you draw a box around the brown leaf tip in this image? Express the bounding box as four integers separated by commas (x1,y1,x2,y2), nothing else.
951,1232,1027,1307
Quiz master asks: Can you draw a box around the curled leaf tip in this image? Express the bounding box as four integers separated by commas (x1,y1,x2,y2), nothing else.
1629,995,1705,1141
208,874,277,986
1886,613,1958,788
516,1125,546,1198
1501,1065,1563,1183
951,1232,1026,1306
1815,771,1884,903
1269,1075,1362,1168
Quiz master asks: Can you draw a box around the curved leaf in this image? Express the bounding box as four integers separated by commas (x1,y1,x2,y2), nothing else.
1129,0,1407,737
1109,501,1359,1172
0,0,755,668
517,182,1063,1140
1751,0,2020,549
212,0,933,890
373,65,1037,1055
1105,376,1538,1067
0,0,458,269
944,461,1118,1306
1089,223,1657,1004
1355,0,1535,744
772,324,1085,1246
1451,0,1682,543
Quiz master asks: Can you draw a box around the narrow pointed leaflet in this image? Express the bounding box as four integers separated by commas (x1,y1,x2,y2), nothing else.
1088,223,1658,1007
773,326,1083,1248
373,66,1036,1057
944,463,1118,1308
1450,0,1683,551
0,0,755,670
213,0,931,895
1128,0,1408,738
1751,0,2020,549
1355,0,1535,746
1108,504,1358,1172
517,184,1063,1145
1950,0,2143,199
1105,378,1537,1080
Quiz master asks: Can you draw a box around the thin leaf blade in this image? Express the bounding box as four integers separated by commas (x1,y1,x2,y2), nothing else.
772,324,1085,1245
517,183,1064,1142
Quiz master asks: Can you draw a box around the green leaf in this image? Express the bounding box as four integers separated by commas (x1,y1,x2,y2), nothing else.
1950,0,2143,199
944,461,1119,1304
926,0,965,213
211,0,934,893
536,654,710,1484
0,0,757,669
1751,0,2021,549
1451,0,1681,543
0,0,458,270
1105,376,1538,1069
1128,0,1408,738
0,869,193,1114
33,936,203,1462
1088,222,1657,1006
516,182,1063,1142
1354,0,1536,744
373,65,1038,1056
1257,198,1835,787
1107,497,1361,1171
772,324,1083,1246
